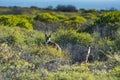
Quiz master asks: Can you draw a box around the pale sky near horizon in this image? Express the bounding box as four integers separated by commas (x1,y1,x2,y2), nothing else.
0,0,120,10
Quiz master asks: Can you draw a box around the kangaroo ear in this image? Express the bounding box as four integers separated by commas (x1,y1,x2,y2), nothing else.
87,45,91,49
49,34,51,37
45,34,47,37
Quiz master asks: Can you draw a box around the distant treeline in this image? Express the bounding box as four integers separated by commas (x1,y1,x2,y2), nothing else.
0,5,119,12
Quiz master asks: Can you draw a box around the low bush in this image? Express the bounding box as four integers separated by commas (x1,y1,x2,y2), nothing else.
63,16,87,29
0,15,33,30
55,29,93,46
34,13,60,23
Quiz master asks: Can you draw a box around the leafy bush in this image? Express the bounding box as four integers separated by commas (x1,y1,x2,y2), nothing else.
55,29,93,46
0,26,43,46
0,15,33,30
110,66,120,77
96,11,120,26
56,15,68,21
69,16,86,23
34,13,60,23
64,16,87,29
93,11,120,39
92,32,116,61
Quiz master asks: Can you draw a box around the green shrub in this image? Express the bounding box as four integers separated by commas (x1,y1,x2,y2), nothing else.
96,11,120,26
92,32,116,60
69,16,86,23
93,11,120,39
55,29,93,45
64,16,87,29
110,66,120,77
0,26,43,46
0,15,33,30
56,15,68,20
34,13,60,23
0,26,25,45
97,38,115,51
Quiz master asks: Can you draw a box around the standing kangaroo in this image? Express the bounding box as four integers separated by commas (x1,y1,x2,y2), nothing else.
45,34,61,53
81,46,91,64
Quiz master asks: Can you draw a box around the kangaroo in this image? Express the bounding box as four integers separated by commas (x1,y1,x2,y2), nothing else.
81,46,91,64
45,34,61,52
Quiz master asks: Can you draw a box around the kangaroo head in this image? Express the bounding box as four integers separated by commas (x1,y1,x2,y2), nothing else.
86,45,91,52
45,34,51,44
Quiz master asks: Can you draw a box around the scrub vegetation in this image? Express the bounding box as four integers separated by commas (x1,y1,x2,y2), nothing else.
0,6,120,80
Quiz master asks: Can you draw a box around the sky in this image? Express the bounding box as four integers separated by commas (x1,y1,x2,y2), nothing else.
0,0,120,10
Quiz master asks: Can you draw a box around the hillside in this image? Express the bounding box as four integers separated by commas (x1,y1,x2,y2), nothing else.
0,7,120,80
